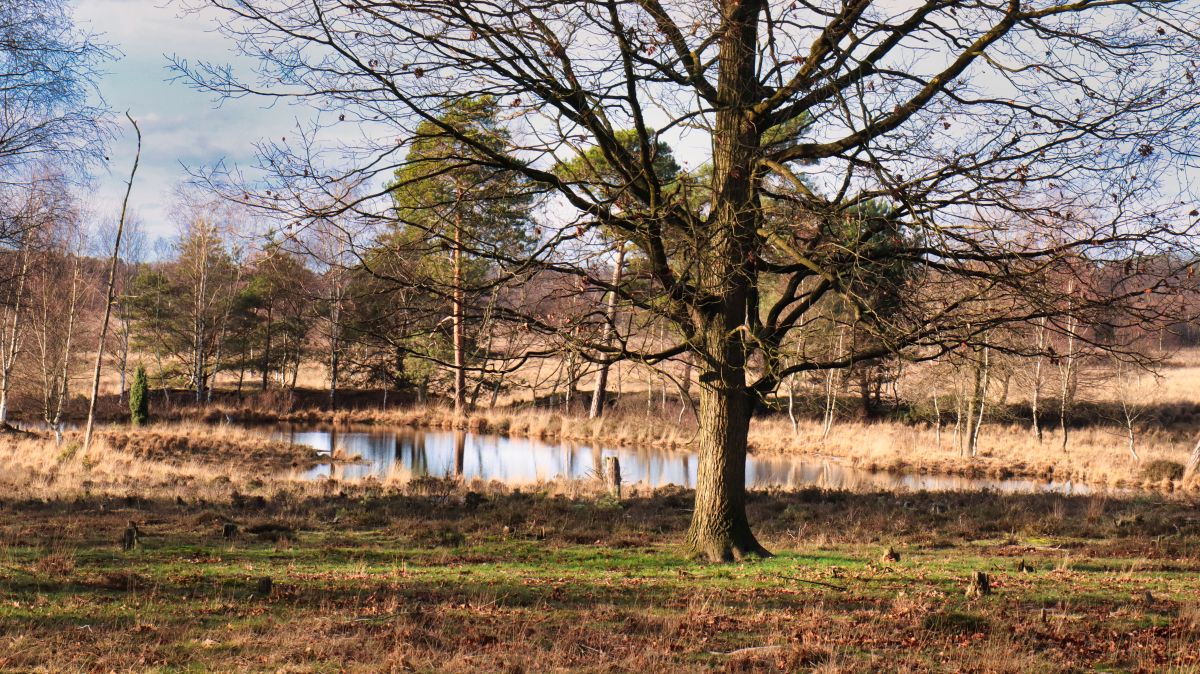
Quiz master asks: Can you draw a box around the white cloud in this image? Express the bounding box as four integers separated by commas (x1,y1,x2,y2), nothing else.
72,0,312,242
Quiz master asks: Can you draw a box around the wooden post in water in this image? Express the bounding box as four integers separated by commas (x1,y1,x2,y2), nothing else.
604,456,621,499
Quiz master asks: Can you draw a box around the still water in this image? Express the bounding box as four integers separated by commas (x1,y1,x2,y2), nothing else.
264,424,1091,495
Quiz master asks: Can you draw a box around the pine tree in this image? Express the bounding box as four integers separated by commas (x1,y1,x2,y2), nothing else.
388,96,534,414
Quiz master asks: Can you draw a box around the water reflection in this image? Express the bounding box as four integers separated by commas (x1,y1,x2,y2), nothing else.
265,424,1091,495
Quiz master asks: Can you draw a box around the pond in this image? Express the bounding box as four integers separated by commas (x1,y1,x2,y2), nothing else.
262,424,1094,495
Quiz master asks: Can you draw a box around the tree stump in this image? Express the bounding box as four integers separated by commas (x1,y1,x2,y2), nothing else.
603,456,621,499
223,522,238,539
965,571,990,598
256,576,273,597
121,521,140,551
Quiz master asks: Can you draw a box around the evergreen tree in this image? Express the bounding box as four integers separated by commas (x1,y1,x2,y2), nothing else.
388,96,534,413
129,364,149,426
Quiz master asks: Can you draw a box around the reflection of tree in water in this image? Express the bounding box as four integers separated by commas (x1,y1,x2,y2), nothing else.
562,442,575,480
411,432,428,476
453,430,465,477
274,426,1088,495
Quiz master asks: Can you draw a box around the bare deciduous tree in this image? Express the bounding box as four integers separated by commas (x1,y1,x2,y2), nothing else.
83,114,139,452
176,0,1200,561
0,0,110,191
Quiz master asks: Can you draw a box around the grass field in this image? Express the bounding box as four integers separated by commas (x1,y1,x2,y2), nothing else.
2,485,1200,672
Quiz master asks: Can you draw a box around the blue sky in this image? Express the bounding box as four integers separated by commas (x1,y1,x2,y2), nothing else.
70,1,713,250
73,0,310,244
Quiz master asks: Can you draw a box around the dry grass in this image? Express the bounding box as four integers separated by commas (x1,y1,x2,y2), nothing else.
150,398,1196,489
132,349,1200,490
0,423,345,502
0,421,628,507
746,417,1195,489
0,428,233,502
20,347,1200,493
99,422,330,470
2,480,1200,672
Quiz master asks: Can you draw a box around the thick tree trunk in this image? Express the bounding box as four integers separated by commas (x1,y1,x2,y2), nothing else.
687,380,767,561
453,430,465,477
684,0,768,562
